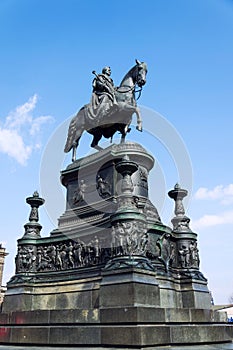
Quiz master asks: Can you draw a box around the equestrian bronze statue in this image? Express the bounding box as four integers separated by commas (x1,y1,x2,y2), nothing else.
64,59,147,161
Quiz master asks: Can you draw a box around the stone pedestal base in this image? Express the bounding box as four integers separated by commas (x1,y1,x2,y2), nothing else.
0,308,232,347
1,266,233,347
1,143,233,347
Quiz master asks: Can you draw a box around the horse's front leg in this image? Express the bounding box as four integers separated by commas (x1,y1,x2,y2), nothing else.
120,130,126,144
120,124,130,143
90,129,102,148
135,106,143,132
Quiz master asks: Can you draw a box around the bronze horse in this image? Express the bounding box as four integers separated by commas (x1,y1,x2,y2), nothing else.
64,60,147,161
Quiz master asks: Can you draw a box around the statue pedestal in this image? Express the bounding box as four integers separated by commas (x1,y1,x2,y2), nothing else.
100,264,160,308
1,142,233,348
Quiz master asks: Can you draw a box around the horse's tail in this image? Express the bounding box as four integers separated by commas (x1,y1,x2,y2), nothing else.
64,115,78,153
64,106,88,153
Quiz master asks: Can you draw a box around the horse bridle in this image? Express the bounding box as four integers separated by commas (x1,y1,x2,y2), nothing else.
116,84,143,100
115,65,144,100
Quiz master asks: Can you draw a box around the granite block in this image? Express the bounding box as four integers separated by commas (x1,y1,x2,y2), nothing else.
2,294,32,312
0,327,10,343
10,326,49,344
100,282,160,307
171,325,233,344
50,309,99,324
165,308,190,322
49,326,100,345
100,306,165,323
32,293,56,310
10,310,50,325
101,325,170,346
0,313,9,324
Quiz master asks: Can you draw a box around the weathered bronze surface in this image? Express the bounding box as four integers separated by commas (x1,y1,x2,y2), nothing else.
64,59,147,161
1,61,232,348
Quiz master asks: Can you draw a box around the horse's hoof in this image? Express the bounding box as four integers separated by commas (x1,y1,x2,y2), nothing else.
94,145,103,151
136,126,143,132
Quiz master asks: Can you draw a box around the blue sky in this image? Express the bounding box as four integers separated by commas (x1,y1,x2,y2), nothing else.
0,0,233,304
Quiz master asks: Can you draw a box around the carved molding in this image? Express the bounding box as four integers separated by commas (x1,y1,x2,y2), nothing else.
15,238,111,274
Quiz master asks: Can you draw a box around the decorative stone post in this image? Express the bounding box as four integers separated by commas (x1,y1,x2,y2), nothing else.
168,183,191,232
100,155,159,311
0,245,8,303
105,155,154,271
23,191,45,239
168,184,201,272
15,191,45,274
167,184,210,308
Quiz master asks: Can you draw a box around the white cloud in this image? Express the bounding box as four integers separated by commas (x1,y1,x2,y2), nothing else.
193,184,233,230
192,210,233,230
0,95,53,165
30,115,53,136
5,94,38,130
0,128,32,165
194,184,233,205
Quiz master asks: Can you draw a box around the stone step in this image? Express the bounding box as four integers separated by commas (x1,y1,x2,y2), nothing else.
0,307,227,326
0,323,232,347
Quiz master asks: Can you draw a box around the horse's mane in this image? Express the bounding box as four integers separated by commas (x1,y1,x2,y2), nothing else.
119,62,147,87
119,64,137,87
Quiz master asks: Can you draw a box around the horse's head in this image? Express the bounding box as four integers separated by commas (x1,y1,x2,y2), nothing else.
135,59,147,87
